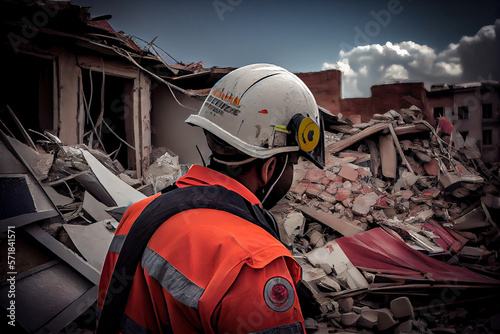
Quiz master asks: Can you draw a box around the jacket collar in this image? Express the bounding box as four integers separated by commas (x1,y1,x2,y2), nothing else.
176,165,261,206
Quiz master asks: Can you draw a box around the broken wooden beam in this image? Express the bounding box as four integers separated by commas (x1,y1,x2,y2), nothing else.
379,133,397,178
388,123,415,176
326,122,389,154
297,205,365,236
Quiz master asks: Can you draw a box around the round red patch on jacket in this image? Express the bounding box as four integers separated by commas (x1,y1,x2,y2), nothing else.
264,277,294,312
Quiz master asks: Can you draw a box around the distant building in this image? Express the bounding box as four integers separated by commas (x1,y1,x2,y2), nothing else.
427,81,500,163
295,70,342,115
340,82,431,123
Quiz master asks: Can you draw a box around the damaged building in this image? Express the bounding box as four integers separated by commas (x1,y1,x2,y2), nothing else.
1,1,500,333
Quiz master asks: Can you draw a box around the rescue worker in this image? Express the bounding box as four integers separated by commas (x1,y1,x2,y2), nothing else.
96,63,325,333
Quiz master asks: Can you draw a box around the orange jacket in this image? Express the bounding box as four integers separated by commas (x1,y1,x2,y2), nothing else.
98,165,304,333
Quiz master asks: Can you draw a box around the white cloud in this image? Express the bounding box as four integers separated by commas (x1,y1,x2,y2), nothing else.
383,64,408,81
323,20,499,97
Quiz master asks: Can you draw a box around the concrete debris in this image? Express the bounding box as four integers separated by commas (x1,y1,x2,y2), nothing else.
0,123,183,332
144,150,184,193
271,106,500,333
341,312,360,327
357,309,379,329
390,296,414,319
377,308,398,331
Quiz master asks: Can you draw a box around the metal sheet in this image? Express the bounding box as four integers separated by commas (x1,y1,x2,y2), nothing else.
0,174,58,233
24,224,100,285
0,176,36,219
0,262,93,333
336,227,500,284
36,286,97,334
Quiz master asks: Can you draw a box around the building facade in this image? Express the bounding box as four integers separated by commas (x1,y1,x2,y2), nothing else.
427,82,500,163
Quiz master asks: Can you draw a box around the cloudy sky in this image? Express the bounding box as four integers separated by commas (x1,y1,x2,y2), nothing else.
74,0,499,98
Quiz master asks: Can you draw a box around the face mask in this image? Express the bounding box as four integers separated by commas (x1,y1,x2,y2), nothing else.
259,155,294,210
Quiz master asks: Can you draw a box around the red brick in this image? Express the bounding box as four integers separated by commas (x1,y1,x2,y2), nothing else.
305,169,326,183
338,165,359,182
305,183,325,198
335,188,352,201
292,180,310,196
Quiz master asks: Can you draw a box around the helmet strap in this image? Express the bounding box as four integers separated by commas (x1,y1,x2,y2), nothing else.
260,154,290,209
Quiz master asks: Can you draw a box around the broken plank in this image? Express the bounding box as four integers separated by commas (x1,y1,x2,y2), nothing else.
393,124,427,136
6,105,36,150
297,205,365,236
329,124,360,135
326,122,389,154
388,123,415,175
0,261,94,333
379,133,397,178
82,191,114,222
366,140,380,177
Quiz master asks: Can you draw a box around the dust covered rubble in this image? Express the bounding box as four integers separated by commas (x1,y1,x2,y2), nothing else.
271,106,500,333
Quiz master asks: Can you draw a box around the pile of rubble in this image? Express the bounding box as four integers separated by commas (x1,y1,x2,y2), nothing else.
271,106,500,333
0,117,185,332
1,105,499,333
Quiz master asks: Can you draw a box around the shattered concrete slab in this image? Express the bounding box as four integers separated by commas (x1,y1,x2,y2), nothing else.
306,240,369,290
82,150,146,208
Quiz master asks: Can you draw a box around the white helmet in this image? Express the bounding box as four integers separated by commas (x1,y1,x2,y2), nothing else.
186,63,325,168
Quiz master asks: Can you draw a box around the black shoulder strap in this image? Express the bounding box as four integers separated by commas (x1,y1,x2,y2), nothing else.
96,185,280,334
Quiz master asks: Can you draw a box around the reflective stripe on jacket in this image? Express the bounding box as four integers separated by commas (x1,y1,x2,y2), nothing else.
97,165,304,333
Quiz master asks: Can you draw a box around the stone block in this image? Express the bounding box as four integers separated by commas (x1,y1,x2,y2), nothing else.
318,191,336,203
377,308,397,331
357,309,378,329
390,297,414,318
308,230,325,247
352,192,380,216
341,312,360,327
306,169,326,183
283,211,305,237
337,297,354,312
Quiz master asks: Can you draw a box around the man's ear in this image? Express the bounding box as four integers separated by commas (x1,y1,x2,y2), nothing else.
260,157,277,186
